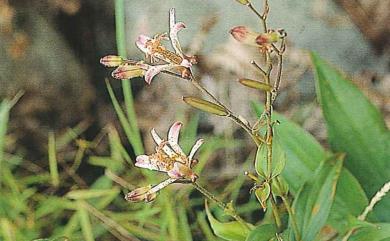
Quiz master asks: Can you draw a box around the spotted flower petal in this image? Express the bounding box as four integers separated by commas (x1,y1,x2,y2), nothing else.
169,8,185,57
144,64,174,84
136,34,152,54
150,128,175,157
189,139,204,160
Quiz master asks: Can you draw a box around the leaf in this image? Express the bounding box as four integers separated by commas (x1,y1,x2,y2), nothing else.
349,223,390,241
77,202,94,241
312,52,390,221
252,102,325,193
292,154,343,241
205,201,250,241
255,139,286,179
105,79,144,155
48,132,59,187
245,224,277,241
66,188,120,200
255,182,270,211
252,102,368,234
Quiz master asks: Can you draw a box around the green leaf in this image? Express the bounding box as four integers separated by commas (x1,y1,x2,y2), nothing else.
66,188,120,200
77,202,94,241
245,224,277,241
252,102,325,193
48,132,60,187
205,201,250,241
252,103,368,234
292,154,343,241
349,223,390,241
255,139,286,179
311,52,390,221
105,79,144,155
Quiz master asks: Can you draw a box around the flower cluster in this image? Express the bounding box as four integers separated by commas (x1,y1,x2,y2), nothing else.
125,122,203,202
100,8,197,84
229,26,286,52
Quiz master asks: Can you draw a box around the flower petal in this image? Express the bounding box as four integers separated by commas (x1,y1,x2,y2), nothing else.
135,34,151,54
168,122,182,145
168,122,185,155
144,65,170,84
151,128,175,157
135,154,169,172
169,8,185,56
189,138,204,160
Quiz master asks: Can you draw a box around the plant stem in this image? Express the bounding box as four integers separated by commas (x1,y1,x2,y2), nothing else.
281,195,301,241
190,76,264,146
270,197,282,230
114,0,144,155
192,182,250,229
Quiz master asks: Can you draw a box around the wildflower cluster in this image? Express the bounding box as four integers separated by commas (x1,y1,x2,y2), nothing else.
100,8,196,84
125,122,203,202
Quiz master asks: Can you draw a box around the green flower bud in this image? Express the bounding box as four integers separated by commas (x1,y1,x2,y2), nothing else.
183,97,228,116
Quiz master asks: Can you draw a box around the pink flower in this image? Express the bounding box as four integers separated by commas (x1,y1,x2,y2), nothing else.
126,122,204,203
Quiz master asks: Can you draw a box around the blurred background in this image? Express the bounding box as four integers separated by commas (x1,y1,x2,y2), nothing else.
0,0,389,240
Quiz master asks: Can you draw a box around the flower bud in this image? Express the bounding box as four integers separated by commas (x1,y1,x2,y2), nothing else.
112,64,145,80
255,182,270,211
239,78,272,91
100,55,124,67
229,26,259,46
183,96,228,116
125,185,157,203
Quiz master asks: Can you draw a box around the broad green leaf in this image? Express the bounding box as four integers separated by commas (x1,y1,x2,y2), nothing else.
252,103,368,234
292,154,343,241
205,201,250,241
252,103,325,193
311,52,390,221
245,224,277,241
349,223,390,241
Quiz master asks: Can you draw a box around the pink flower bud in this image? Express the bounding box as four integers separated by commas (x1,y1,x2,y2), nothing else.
125,185,157,203
229,26,259,46
100,55,124,67
111,64,145,80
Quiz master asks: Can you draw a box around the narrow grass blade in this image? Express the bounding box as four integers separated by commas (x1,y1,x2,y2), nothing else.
115,0,143,153
105,79,143,155
48,132,60,187
77,201,95,241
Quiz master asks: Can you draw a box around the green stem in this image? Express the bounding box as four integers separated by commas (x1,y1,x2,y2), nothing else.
192,182,250,229
282,195,301,241
114,0,144,155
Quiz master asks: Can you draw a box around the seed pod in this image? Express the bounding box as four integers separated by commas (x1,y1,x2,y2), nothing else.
183,97,228,116
239,78,272,91
235,0,250,5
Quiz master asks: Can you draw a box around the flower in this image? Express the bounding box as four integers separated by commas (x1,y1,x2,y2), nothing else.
101,9,197,84
126,121,204,203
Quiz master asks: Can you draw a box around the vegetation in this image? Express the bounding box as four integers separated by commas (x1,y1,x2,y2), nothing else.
0,0,389,241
